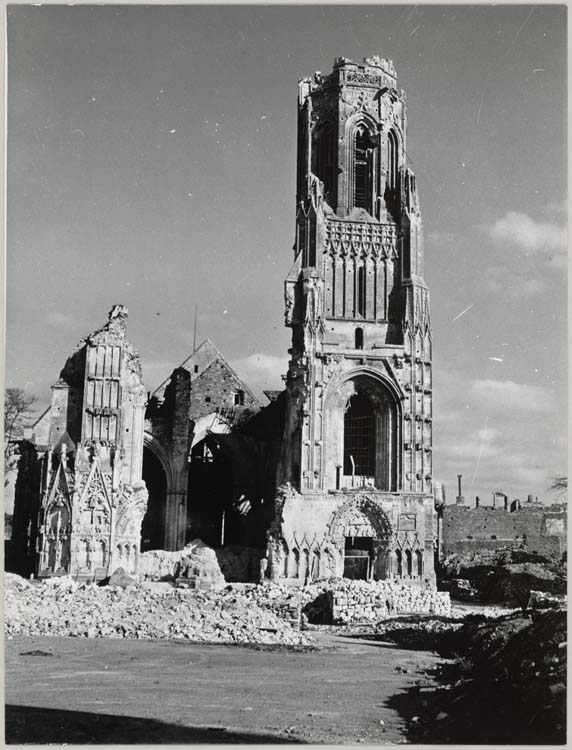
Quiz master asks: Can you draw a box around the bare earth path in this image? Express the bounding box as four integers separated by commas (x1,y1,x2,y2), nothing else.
5,631,447,744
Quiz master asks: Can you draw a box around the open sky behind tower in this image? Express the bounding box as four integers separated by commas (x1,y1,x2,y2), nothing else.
6,4,567,505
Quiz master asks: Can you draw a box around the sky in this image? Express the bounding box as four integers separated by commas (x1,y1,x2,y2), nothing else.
6,4,568,505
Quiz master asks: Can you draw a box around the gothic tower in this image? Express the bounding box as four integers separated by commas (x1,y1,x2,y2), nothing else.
270,56,435,585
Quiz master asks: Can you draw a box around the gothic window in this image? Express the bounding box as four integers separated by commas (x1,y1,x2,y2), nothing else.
313,123,336,203
385,129,400,217
387,130,399,190
405,549,413,576
344,394,375,476
355,327,364,350
357,266,366,317
396,549,403,577
416,549,423,576
353,126,374,210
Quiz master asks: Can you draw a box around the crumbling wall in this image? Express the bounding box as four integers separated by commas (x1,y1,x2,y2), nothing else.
442,505,566,559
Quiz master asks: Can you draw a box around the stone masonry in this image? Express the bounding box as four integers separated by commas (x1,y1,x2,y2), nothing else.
268,56,436,586
24,306,148,580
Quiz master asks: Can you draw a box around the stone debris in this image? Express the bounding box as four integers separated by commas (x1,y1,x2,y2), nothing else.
527,589,567,610
5,572,455,643
138,539,226,590
4,573,310,646
106,567,136,589
299,579,451,625
414,609,567,744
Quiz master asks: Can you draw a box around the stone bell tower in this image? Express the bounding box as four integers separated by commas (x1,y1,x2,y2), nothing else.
271,56,435,586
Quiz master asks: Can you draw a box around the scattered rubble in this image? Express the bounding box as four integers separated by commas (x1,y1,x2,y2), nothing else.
4,573,310,646
408,609,568,744
439,549,567,607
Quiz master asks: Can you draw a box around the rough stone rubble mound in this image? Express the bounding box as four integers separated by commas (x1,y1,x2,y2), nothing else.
138,539,226,589
5,573,453,643
4,573,310,646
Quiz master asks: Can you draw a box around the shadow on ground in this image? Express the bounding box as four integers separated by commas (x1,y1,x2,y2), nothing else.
6,705,303,744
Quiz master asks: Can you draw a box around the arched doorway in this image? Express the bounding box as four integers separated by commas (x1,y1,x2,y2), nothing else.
329,496,393,581
141,447,167,552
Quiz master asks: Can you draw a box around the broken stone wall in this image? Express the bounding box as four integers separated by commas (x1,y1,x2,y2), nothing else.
442,505,566,559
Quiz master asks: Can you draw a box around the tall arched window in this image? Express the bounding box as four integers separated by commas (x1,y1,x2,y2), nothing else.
353,126,374,210
387,130,399,191
416,549,423,577
344,394,375,476
355,327,364,350
406,549,413,576
386,129,400,217
396,549,403,577
357,266,366,317
314,123,336,203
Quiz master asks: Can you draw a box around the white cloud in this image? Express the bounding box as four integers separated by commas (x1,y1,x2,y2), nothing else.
485,211,566,255
471,378,556,415
432,368,565,502
230,353,287,397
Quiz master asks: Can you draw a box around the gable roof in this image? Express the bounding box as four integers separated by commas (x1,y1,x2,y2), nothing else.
151,338,259,405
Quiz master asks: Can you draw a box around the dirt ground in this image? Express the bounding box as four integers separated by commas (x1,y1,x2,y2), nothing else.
5,631,447,744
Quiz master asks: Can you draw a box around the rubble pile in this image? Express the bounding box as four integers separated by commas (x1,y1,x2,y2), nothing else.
297,579,451,624
4,574,311,646
139,539,226,590
439,549,567,607
240,582,304,627
406,609,567,744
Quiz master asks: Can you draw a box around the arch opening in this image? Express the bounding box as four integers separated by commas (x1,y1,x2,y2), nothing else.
141,447,167,552
325,371,401,492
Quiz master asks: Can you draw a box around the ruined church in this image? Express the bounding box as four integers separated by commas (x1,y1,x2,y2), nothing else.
10,56,437,586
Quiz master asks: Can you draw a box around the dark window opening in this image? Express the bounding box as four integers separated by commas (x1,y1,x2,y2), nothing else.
406,549,413,576
416,550,423,576
194,365,199,373
357,266,366,317
344,394,375,476
205,396,211,403
385,129,400,218
234,390,245,406
354,127,374,210
355,327,364,350
314,123,336,203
